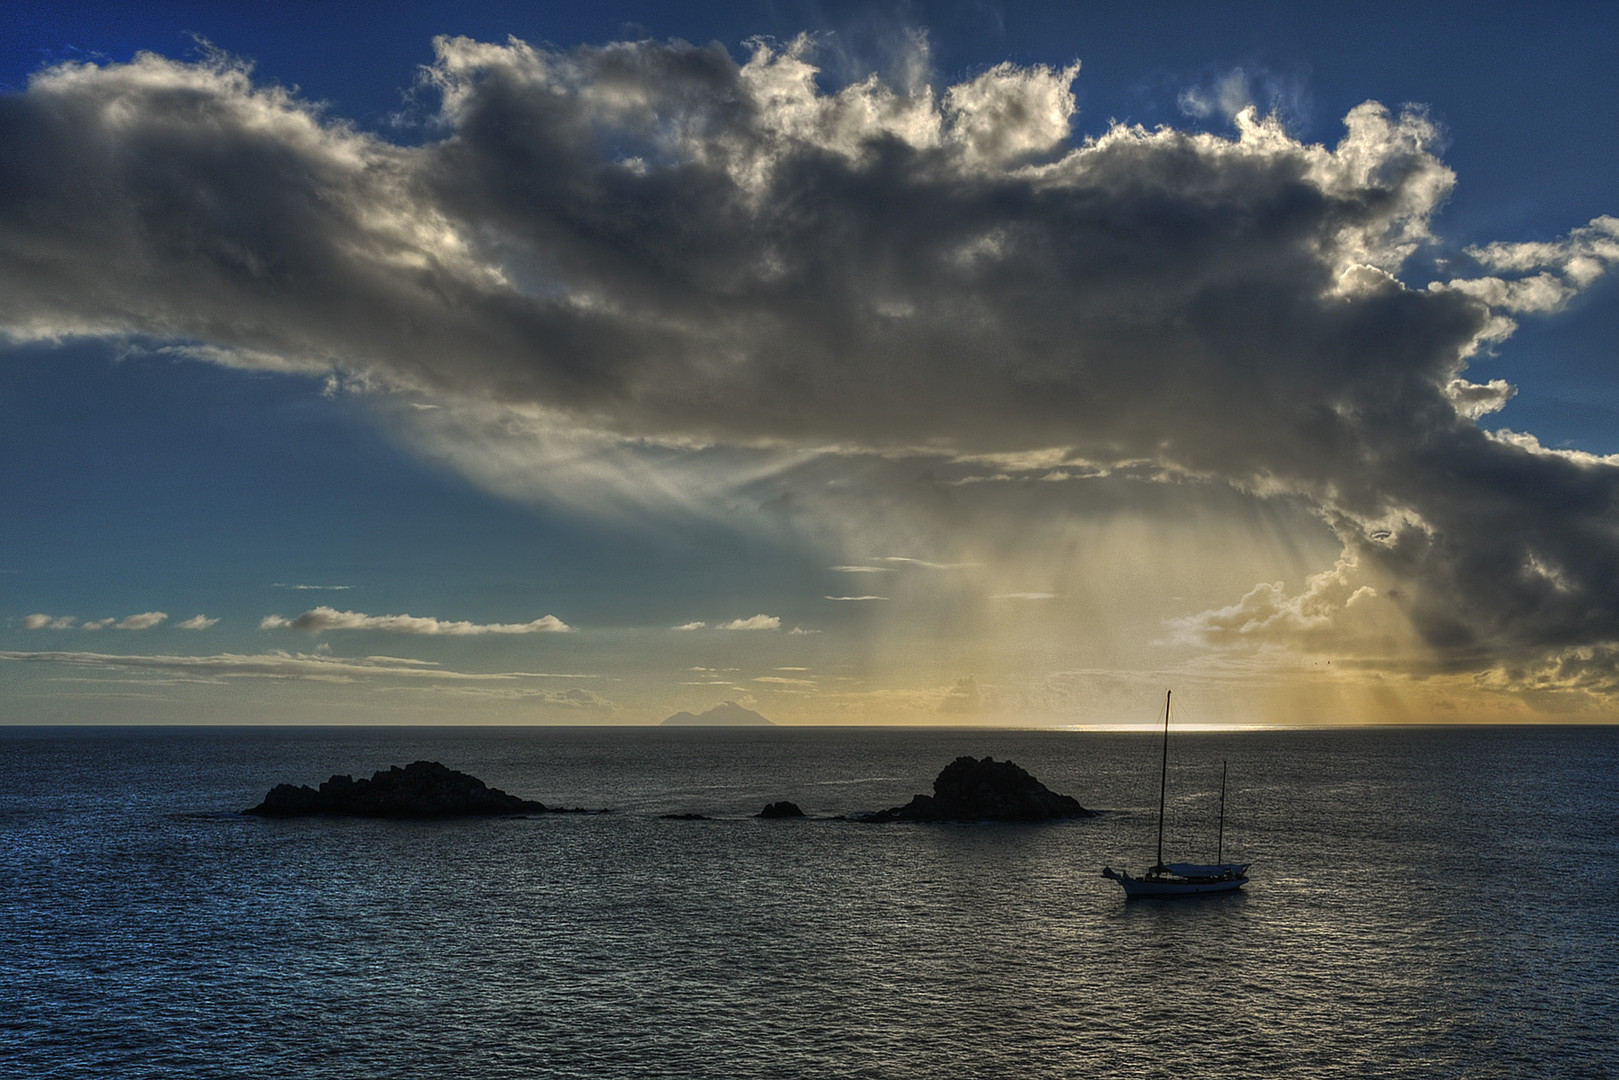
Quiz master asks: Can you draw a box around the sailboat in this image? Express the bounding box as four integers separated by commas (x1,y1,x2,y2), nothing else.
1102,691,1250,897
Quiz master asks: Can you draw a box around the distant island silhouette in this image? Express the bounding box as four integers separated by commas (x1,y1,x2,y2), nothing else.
859,756,1093,822
661,701,775,726
244,761,552,818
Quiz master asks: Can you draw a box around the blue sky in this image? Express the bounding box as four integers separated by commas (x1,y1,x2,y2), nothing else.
2,2,1617,725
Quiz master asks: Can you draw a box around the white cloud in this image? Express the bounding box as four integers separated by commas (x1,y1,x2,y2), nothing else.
28,611,170,630
1445,378,1517,420
824,595,887,601
717,614,781,631
1485,429,1619,468
943,60,1080,168
260,606,572,634
734,32,945,169
1169,555,1393,657
174,615,221,630
1430,217,1619,324
672,621,707,631
1466,215,1619,283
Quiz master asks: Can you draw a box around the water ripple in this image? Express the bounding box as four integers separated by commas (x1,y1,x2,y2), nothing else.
2,726,1616,1077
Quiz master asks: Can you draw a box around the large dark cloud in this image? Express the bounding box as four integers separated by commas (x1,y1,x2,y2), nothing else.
2,35,1617,690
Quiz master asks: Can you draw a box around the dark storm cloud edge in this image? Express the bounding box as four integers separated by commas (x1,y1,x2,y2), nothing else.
2,34,1617,693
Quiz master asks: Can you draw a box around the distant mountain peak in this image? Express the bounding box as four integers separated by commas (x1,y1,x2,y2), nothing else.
661,701,775,726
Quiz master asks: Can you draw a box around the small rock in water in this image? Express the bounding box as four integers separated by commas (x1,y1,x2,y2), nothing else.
757,801,806,818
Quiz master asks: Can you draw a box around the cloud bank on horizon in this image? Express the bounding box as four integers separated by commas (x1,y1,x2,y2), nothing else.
2,32,1618,701
0,648,613,708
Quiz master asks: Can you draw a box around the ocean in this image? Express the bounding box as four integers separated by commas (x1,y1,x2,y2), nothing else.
2,724,1615,1078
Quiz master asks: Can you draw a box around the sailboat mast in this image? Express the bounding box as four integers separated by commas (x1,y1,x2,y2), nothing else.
1156,690,1170,871
1217,759,1228,865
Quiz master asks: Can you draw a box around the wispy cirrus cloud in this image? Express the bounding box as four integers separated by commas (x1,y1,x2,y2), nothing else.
1177,65,1312,131
371,684,615,708
114,612,168,630
0,649,595,685
175,615,220,630
880,557,982,571
260,606,571,634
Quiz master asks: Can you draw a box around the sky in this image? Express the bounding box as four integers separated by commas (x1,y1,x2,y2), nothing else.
2,1,1618,727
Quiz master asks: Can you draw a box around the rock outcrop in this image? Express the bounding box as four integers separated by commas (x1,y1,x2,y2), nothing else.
860,756,1093,822
757,801,805,818
244,760,548,818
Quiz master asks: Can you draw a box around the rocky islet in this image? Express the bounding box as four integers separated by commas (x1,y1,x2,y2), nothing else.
244,755,1090,822
244,760,550,818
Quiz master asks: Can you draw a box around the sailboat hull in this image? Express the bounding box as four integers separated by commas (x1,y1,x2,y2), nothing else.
1102,866,1249,897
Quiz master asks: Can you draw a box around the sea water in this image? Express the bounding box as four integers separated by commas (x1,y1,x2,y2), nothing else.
2,725,1615,1078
